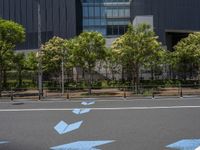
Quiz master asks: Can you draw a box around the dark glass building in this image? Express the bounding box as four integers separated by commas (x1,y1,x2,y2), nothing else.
0,0,82,50
1,0,200,50
82,0,131,37
131,0,200,50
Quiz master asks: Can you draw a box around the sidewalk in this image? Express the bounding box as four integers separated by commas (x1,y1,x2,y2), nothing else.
1,87,200,101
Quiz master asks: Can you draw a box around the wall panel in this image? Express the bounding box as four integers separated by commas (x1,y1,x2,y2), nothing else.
131,0,200,45
0,0,81,50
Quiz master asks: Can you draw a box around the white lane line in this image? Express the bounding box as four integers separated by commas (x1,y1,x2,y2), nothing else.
0,106,200,112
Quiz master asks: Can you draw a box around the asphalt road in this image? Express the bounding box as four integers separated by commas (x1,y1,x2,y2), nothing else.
0,97,200,150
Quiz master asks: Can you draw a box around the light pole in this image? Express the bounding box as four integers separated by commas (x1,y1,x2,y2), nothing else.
36,0,42,100
61,56,64,96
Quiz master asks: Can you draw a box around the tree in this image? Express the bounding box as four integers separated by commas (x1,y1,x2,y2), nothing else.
41,36,72,94
26,52,38,71
13,52,26,88
1,50,14,89
112,23,165,91
41,37,72,71
104,48,121,80
72,32,106,94
25,52,38,88
172,32,200,80
0,18,25,95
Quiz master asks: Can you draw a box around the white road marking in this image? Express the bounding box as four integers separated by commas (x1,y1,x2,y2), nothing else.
0,105,200,112
195,146,200,150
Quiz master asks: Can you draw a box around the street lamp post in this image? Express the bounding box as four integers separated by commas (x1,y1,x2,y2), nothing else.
36,0,42,100
61,56,64,96
61,45,67,96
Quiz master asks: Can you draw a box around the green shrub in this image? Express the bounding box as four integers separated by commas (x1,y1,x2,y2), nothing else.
91,81,102,89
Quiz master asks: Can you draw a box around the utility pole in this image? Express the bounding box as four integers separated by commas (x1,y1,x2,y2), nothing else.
61,57,64,96
37,0,42,100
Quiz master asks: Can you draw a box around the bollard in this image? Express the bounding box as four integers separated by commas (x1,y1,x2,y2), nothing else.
45,90,47,98
180,85,183,98
152,89,155,99
38,90,41,100
123,87,126,99
66,88,70,100
38,89,43,101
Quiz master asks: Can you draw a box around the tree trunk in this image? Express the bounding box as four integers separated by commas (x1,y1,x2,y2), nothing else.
121,66,125,83
76,68,79,82
105,66,108,79
111,68,115,81
18,69,22,88
183,64,187,80
169,65,172,80
82,68,85,80
151,67,154,80
3,69,7,89
133,63,140,94
88,67,92,95
133,68,136,93
136,65,140,94
0,60,3,97
0,67,2,97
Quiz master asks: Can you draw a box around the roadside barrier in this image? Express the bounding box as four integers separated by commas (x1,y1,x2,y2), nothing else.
1,84,200,101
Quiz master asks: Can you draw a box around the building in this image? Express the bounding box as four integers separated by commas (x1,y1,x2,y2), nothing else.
131,0,200,50
0,0,132,50
82,0,131,37
1,0,200,50
82,0,132,47
0,0,82,50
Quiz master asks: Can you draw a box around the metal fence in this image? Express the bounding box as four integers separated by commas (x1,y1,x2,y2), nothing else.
1,84,200,101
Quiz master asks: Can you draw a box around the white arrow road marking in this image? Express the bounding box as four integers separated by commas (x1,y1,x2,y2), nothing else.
50,140,115,150
0,141,9,144
195,146,200,150
54,120,83,135
72,108,91,115
81,101,95,106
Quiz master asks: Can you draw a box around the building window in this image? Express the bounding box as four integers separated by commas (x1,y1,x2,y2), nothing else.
82,0,131,36
83,7,88,17
89,7,94,17
95,7,101,17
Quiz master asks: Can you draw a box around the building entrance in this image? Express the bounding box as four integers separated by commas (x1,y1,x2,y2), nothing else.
166,31,189,51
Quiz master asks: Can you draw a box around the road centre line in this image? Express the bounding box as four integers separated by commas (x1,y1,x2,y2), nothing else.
0,105,200,112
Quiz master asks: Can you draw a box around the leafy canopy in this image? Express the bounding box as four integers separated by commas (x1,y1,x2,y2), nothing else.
0,18,25,92
112,23,165,68
73,32,106,69
173,32,200,65
0,18,25,70
41,36,72,72
0,18,25,49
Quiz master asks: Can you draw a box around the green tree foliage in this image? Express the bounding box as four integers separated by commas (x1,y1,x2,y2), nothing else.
40,36,73,91
1,50,14,88
0,18,25,95
73,32,106,68
173,32,200,80
72,32,106,94
104,48,121,80
13,53,26,87
26,52,38,71
112,23,165,88
41,36,72,73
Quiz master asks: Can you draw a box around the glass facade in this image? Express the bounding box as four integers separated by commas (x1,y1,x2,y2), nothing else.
82,0,131,36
